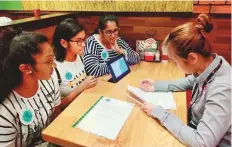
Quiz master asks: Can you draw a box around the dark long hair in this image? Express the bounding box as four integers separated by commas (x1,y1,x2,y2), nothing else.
92,14,119,35
53,18,84,62
0,27,48,103
0,27,16,67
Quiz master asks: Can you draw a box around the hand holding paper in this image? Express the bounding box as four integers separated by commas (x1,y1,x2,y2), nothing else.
124,93,143,105
124,93,156,117
128,85,176,110
141,102,156,116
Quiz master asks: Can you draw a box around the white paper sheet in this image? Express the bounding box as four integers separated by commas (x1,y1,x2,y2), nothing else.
128,85,176,110
75,96,134,140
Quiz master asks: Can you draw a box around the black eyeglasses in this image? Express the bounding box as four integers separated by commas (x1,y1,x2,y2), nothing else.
103,28,120,36
69,38,86,46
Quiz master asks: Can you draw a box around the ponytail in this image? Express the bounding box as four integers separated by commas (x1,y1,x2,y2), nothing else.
0,27,19,70
0,27,18,103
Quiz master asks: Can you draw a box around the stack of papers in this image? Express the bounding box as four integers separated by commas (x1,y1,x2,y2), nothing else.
128,85,176,110
75,96,134,140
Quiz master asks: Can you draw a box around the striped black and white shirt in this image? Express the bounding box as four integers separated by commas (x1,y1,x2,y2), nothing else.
83,34,140,77
0,77,61,147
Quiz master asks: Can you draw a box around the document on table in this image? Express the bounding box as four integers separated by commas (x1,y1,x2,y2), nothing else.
128,85,176,110
74,96,134,140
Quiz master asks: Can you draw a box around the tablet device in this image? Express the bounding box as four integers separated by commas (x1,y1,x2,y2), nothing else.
107,55,130,83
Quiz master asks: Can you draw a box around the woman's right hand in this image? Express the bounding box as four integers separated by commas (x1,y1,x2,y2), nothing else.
82,76,98,90
140,78,155,92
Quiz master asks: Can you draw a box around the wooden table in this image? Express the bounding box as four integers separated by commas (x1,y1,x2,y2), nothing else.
42,61,187,147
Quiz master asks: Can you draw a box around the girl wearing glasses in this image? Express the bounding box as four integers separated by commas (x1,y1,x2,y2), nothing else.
140,14,231,147
0,27,61,146
84,14,140,77
53,18,97,109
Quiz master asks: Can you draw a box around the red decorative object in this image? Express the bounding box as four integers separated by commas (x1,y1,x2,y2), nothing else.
33,9,41,17
144,52,154,61
161,54,169,60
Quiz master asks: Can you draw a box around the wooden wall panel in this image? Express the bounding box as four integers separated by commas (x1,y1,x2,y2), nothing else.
211,5,231,14
193,5,231,14
193,5,211,13
77,13,231,64
34,25,56,43
199,1,226,5
194,0,231,14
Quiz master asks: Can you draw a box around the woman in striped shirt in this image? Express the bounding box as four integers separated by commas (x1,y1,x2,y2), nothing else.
83,14,140,77
0,28,61,147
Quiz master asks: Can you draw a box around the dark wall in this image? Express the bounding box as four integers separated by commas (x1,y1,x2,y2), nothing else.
77,12,231,63
0,11,230,63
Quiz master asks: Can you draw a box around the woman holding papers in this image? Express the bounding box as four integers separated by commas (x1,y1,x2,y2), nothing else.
0,28,61,146
83,14,140,77
140,14,231,147
53,18,98,109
